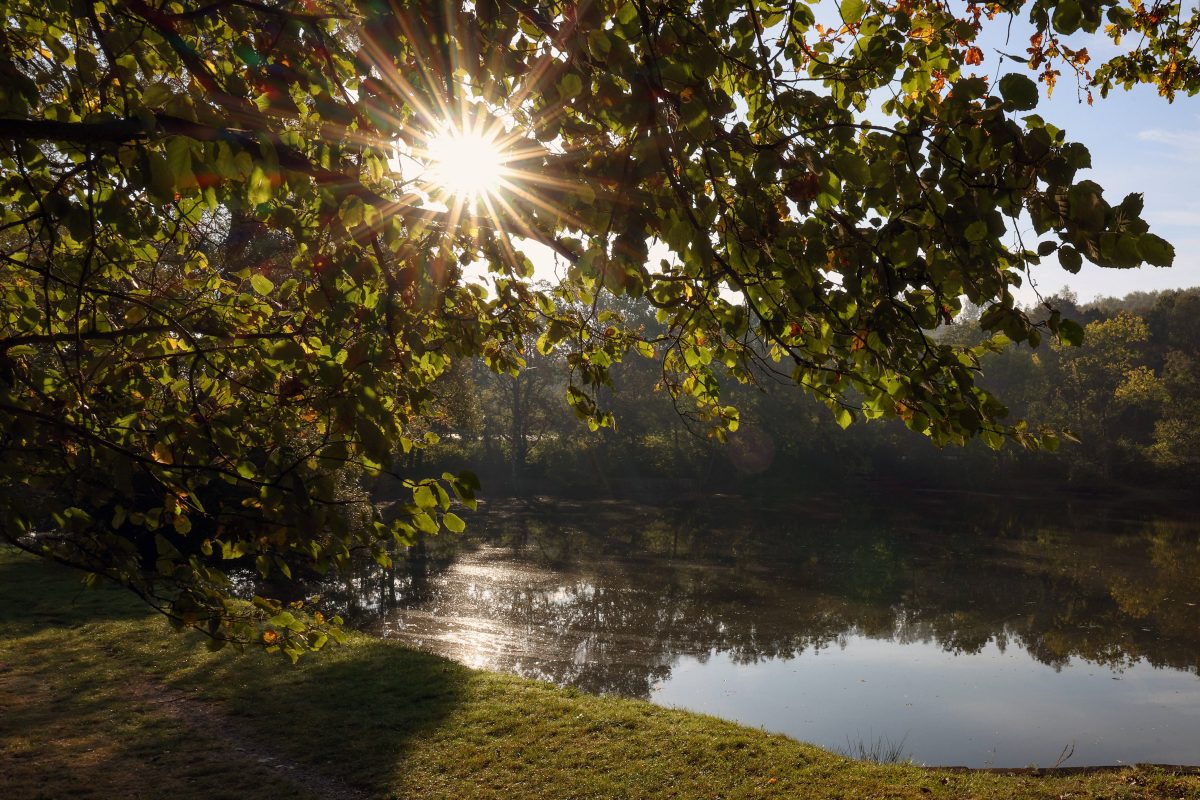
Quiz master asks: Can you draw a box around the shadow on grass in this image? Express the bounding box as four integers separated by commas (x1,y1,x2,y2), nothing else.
0,547,150,628
205,639,470,793
0,682,315,800
2,547,469,795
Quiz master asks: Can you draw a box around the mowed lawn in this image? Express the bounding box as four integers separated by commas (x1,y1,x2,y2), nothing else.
2,547,1198,800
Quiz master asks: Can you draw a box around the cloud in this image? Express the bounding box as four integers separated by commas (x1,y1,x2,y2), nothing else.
1137,127,1200,162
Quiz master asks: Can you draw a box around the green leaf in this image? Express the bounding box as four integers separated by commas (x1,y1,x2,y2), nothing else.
147,155,175,203
587,29,611,56
413,484,436,509
998,73,1039,110
1058,318,1085,347
250,273,274,296
141,82,173,108
558,72,583,99
1058,245,1083,273
269,611,303,631
442,512,466,533
1052,0,1082,34
166,137,192,182
413,512,438,535
248,165,272,205
1137,233,1174,267
269,340,305,361
833,153,870,185
841,0,866,24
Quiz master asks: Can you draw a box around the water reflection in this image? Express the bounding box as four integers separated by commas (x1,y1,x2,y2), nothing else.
322,495,1200,765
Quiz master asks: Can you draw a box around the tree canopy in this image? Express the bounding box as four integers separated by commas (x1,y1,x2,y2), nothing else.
0,0,1191,656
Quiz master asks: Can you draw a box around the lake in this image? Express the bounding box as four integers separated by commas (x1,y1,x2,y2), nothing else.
329,491,1200,768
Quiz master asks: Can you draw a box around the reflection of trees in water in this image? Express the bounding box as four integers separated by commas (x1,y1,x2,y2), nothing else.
327,499,1200,698
1016,518,1200,671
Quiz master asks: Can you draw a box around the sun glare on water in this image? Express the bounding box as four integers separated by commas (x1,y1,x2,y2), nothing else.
424,127,508,204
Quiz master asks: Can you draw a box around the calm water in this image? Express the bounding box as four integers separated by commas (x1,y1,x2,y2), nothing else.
330,493,1200,767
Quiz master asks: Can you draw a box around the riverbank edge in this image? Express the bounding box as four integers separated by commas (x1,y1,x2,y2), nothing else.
3,547,1198,800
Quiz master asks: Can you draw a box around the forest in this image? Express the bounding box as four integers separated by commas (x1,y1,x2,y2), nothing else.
412,286,1200,499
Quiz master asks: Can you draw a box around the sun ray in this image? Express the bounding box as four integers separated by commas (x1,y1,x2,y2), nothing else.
351,10,601,272
423,126,508,202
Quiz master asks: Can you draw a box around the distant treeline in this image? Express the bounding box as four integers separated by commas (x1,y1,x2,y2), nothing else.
409,287,1200,500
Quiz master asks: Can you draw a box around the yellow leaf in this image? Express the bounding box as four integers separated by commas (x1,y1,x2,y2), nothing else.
152,442,173,464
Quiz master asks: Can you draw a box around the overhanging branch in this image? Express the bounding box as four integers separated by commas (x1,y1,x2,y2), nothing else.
0,114,581,263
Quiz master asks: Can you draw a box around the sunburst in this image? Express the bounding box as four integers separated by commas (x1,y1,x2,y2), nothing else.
423,125,509,204
356,32,589,268
348,7,597,275
403,108,584,268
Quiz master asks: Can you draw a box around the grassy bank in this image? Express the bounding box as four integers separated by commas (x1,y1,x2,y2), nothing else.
2,549,1197,800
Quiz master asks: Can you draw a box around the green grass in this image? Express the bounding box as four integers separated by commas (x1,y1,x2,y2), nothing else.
2,548,1198,800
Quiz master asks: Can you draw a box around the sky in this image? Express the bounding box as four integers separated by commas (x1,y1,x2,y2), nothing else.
870,8,1200,305
991,62,1200,305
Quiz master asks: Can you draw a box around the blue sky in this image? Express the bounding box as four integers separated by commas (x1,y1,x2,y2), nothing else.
963,11,1200,305
1004,76,1200,304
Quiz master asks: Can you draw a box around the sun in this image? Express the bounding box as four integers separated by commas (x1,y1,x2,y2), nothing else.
424,127,508,203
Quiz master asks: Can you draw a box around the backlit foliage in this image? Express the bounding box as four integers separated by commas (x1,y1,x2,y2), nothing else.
0,0,1186,654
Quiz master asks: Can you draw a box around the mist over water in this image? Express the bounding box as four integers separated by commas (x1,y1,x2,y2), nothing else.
327,493,1200,767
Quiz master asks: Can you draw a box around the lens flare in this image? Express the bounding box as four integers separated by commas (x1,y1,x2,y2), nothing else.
424,127,507,203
